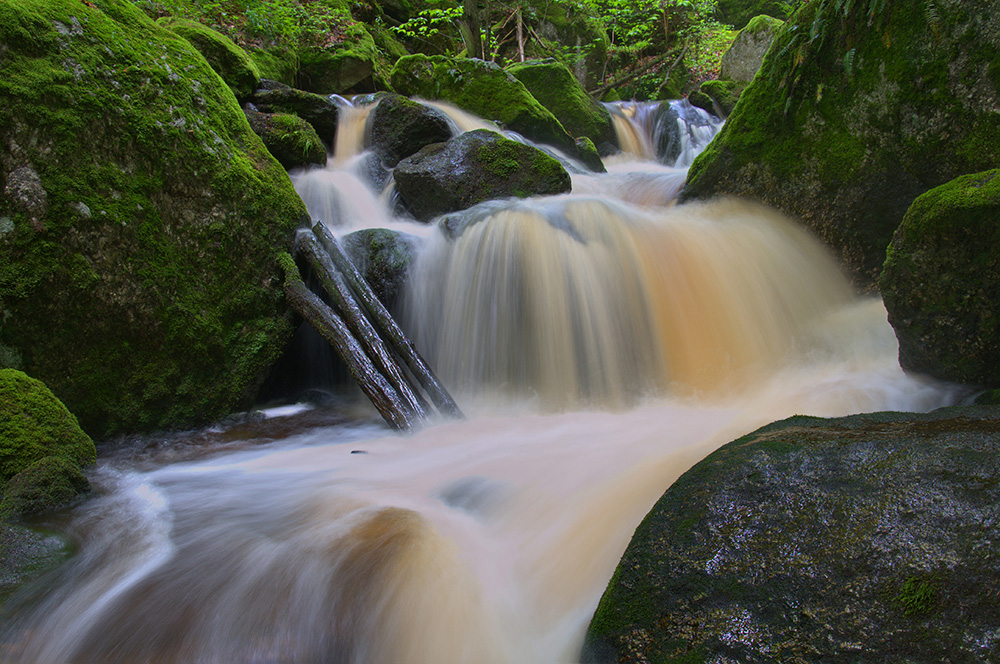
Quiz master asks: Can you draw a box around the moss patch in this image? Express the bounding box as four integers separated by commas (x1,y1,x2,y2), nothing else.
157,16,260,101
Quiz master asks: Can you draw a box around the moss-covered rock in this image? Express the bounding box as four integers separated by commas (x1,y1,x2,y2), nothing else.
368,94,453,168
295,0,384,94
156,17,260,102
1,456,89,520
584,406,1000,663
341,228,419,310
716,0,800,29
247,80,340,146
688,79,743,117
507,58,617,155
389,54,579,155
880,170,1000,387
683,0,1000,288
719,15,784,83
0,0,310,437
393,129,572,222
243,106,327,169
0,370,95,486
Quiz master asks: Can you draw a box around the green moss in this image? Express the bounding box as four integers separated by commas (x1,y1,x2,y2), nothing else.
157,16,260,100
0,0,307,436
507,59,616,148
1,455,89,520
390,54,577,154
898,575,937,616
0,370,95,485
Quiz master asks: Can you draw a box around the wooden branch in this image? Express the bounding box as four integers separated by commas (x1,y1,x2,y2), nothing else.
280,258,418,431
311,222,464,420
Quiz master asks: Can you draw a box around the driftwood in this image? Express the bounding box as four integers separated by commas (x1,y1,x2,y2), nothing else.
295,229,430,419
280,259,419,431
311,222,464,420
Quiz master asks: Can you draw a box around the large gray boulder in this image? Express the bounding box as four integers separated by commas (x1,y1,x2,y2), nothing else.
585,406,1000,664
393,130,572,222
719,15,784,84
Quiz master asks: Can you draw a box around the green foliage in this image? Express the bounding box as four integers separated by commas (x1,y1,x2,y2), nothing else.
898,576,937,616
392,6,464,42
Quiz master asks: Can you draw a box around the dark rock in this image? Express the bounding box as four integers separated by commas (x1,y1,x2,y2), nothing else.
368,94,453,168
393,129,572,222
585,406,1000,664
683,1,1000,288
341,228,419,310
880,170,1000,387
244,104,327,169
248,80,340,145
0,522,70,604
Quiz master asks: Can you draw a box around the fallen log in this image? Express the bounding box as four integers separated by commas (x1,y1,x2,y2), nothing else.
278,253,419,431
311,222,464,420
295,229,430,420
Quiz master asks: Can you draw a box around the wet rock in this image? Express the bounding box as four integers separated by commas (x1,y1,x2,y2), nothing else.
393,129,571,222
244,104,327,169
584,406,1000,663
368,94,452,168
341,228,419,310
880,169,1000,387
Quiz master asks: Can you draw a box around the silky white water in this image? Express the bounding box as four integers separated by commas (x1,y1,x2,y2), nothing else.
1,101,963,664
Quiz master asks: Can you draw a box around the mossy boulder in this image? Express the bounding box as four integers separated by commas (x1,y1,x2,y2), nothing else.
0,370,95,487
683,0,1000,288
295,0,384,94
688,79,744,117
0,0,310,437
389,54,579,156
507,59,617,155
368,94,453,168
1,456,90,520
719,15,784,83
243,104,328,168
156,17,260,102
341,228,419,310
716,0,800,29
393,129,572,222
880,170,1000,387
247,80,340,146
584,406,1000,664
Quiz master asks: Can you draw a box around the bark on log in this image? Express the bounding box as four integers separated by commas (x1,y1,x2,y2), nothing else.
281,259,418,431
295,229,429,420
311,222,464,420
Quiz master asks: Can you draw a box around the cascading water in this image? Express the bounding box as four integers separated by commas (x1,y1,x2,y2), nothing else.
1,99,962,664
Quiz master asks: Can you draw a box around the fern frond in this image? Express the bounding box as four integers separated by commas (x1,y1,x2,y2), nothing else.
843,47,855,75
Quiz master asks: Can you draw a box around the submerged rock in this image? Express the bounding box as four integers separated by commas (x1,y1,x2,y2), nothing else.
0,0,309,437
393,130,572,222
368,94,453,168
880,170,1000,387
683,1,1000,287
584,406,1000,664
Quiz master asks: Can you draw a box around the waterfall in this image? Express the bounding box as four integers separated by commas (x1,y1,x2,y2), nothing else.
1,97,963,664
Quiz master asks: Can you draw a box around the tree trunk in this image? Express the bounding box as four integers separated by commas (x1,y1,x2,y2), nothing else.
463,0,483,58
